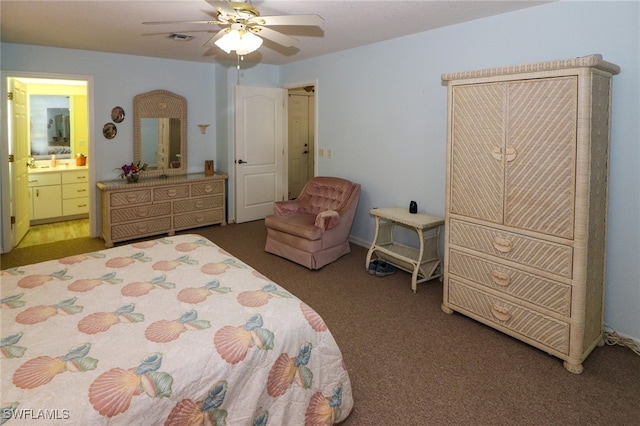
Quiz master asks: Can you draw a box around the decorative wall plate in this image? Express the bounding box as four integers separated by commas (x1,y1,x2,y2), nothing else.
103,122,117,139
111,106,125,123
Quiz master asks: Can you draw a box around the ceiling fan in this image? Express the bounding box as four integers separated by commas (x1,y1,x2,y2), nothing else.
143,0,323,56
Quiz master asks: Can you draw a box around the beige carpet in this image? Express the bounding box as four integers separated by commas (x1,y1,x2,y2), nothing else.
2,221,639,425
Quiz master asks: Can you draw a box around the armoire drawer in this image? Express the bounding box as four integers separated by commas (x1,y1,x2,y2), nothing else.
110,189,152,207
448,249,572,316
154,185,190,201
174,209,224,229
448,279,570,355
449,219,573,278
191,181,223,196
111,217,172,240
174,195,223,214
111,202,171,224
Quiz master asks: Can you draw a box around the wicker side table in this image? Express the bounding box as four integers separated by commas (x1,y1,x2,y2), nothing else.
366,207,444,292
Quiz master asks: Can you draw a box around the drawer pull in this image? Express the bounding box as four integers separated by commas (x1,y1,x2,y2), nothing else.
168,189,177,197
491,146,502,161
203,185,214,193
490,304,512,322
76,175,87,179
137,208,149,217
126,194,138,203
77,189,87,193
505,147,517,162
195,200,204,208
77,204,87,208
137,224,149,233
195,215,205,223
490,270,511,287
492,236,512,253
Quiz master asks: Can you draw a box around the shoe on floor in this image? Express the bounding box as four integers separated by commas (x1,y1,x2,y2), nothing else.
375,261,397,277
368,259,380,275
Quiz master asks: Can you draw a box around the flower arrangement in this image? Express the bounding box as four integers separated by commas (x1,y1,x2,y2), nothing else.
117,161,147,182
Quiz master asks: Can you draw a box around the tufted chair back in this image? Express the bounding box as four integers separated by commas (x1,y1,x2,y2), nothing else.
295,177,359,215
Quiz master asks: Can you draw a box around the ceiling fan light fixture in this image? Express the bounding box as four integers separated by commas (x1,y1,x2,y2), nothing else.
215,25,263,55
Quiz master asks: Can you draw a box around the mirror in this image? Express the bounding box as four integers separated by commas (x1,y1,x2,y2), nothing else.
133,89,187,178
30,95,72,159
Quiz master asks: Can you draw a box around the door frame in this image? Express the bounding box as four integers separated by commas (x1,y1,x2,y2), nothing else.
283,79,318,181
1,71,96,253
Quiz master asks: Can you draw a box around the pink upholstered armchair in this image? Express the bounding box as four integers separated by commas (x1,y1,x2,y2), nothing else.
265,176,361,269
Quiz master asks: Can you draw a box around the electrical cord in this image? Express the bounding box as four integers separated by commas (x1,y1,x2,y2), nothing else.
603,326,640,357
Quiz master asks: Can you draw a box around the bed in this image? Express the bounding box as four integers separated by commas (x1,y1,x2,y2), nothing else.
1,234,353,425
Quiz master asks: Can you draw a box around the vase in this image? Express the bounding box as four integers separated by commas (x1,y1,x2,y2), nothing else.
125,173,139,183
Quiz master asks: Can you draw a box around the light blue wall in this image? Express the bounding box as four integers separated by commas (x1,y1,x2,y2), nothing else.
1,45,218,181
280,0,639,341
1,0,637,341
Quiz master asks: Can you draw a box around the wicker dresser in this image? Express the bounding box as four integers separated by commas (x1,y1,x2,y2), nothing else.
440,55,620,373
98,173,227,247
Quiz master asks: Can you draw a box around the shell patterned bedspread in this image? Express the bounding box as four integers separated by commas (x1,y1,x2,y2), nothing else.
1,234,353,425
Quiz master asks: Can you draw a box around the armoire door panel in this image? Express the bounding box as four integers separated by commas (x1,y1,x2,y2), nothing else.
450,83,504,223
505,77,577,238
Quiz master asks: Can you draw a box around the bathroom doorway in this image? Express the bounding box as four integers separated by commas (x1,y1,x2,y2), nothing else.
1,73,93,253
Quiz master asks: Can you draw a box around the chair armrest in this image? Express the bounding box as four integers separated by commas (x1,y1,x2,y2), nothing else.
274,200,301,215
315,210,341,232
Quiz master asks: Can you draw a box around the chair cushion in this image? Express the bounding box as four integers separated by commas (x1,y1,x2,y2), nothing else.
264,213,322,240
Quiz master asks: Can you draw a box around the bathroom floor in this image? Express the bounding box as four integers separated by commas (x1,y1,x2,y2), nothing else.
16,218,89,249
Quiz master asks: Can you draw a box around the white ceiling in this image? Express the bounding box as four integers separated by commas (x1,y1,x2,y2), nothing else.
1,0,552,66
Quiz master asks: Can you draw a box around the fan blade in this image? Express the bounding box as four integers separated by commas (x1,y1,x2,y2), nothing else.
203,29,228,46
206,0,238,17
252,14,323,27
251,26,298,48
143,20,221,25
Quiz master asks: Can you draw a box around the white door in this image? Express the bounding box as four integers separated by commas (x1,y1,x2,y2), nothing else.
9,78,30,247
287,94,310,198
235,85,286,223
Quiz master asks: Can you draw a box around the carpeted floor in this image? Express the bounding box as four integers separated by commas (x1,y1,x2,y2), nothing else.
2,221,639,424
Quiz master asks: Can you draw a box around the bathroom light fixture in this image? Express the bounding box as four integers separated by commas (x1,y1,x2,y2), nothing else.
215,24,262,55
197,124,210,134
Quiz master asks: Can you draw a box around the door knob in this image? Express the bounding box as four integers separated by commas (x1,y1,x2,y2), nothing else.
237,159,247,164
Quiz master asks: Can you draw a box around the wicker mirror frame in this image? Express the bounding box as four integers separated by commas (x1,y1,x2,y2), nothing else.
133,89,187,178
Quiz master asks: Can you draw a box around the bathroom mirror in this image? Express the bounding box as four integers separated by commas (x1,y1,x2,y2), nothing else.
30,95,72,159
133,89,187,178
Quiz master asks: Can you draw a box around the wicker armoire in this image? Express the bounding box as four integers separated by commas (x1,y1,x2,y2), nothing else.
440,55,620,373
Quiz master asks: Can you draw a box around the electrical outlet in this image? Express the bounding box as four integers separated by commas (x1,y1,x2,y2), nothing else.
327,148,333,158
318,148,324,157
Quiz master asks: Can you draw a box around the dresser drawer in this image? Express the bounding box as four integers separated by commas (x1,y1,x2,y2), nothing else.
191,180,223,197
110,189,152,207
448,279,570,354
448,249,571,316
174,209,224,229
174,195,223,214
111,202,171,224
63,183,88,199
62,170,89,184
63,198,89,215
449,219,573,278
154,185,189,201
111,217,172,240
